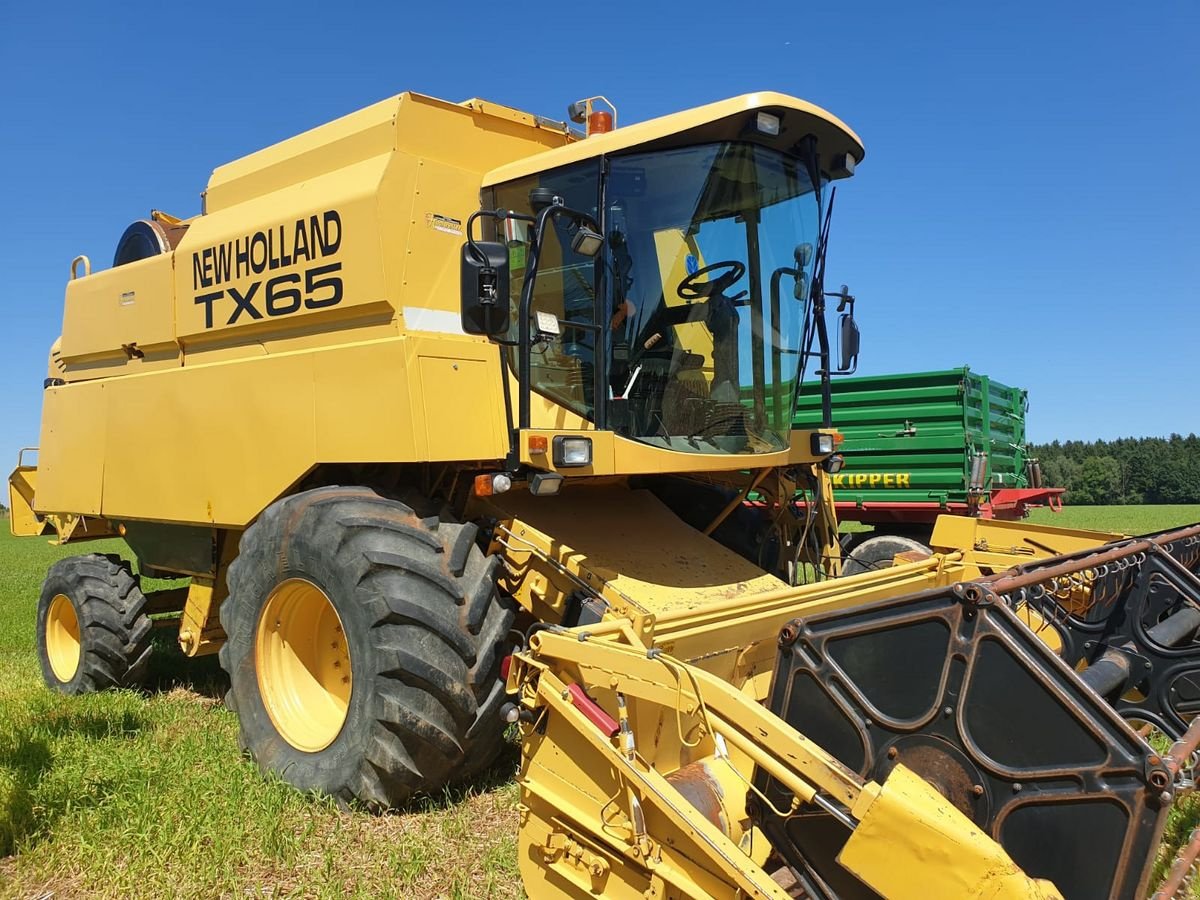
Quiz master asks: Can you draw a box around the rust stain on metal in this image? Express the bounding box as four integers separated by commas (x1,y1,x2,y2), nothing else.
665,761,729,836
890,744,977,818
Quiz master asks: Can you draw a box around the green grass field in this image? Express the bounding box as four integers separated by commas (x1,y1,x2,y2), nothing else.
1,505,1199,898
1026,504,1200,534
0,523,523,899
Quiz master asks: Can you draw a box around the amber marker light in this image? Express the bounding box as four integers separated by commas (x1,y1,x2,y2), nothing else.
473,473,512,497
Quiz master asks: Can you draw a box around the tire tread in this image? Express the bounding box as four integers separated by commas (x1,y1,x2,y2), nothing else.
37,554,153,694
221,485,515,808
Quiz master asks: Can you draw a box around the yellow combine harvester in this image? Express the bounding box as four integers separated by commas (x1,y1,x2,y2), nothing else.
9,89,1200,898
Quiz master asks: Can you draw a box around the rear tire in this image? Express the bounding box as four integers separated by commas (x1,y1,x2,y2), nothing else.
841,534,932,577
219,486,514,809
36,554,153,694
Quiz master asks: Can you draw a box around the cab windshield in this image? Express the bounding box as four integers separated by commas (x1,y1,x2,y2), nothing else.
492,141,822,455
607,143,821,453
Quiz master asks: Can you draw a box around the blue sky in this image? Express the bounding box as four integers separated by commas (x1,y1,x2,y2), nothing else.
1,0,1196,459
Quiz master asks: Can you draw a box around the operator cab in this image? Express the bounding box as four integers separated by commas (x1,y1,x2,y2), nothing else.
461,93,863,463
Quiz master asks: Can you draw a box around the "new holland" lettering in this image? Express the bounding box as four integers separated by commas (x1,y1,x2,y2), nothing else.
192,210,342,291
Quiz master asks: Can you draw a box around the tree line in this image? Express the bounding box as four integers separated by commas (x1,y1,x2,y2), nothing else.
1030,434,1200,505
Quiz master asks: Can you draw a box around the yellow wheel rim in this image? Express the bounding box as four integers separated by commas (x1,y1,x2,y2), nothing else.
46,593,81,682
255,578,352,752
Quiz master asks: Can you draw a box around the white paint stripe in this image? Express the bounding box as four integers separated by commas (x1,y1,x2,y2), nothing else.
403,306,467,336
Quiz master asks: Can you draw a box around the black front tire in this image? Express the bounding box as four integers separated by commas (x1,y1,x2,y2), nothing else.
219,486,515,809
841,534,932,577
36,554,153,694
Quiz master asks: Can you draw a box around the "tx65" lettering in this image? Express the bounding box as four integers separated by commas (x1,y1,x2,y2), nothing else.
193,262,342,329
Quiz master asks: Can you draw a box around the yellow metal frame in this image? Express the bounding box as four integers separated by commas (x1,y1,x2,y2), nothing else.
179,579,223,657
7,452,49,538
476,482,788,627
506,514,1152,898
483,92,864,186
512,559,1065,898
178,534,237,656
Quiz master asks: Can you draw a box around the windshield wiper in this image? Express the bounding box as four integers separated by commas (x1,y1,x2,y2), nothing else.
812,185,836,309
791,185,837,426
811,186,837,427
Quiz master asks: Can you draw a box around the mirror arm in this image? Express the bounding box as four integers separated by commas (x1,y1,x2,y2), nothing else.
816,287,860,376
466,209,535,266
465,209,499,267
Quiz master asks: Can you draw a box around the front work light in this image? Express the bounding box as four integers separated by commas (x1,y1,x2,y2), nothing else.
822,453,845,475
553,436,592,467
571,226,605,257
533,310,561,341
530,472,564,496
810,433,835,456
756,111,781,136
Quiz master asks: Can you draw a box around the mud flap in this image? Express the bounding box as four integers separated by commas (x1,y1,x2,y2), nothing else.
753,582,1171,900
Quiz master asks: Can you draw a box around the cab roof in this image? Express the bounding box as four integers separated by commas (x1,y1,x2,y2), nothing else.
482,92,864,187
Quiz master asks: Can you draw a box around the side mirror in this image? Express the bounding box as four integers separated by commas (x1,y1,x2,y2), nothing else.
838,313,860,373
460,241,510,336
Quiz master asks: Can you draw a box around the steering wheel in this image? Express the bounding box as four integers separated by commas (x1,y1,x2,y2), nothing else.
677,260,746,300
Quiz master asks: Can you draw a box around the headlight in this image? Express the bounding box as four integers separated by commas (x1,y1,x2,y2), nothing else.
553,436,592,467
823,453,845,475
810,433,835,456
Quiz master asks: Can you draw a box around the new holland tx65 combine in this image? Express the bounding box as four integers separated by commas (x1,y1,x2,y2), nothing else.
9,90,1200,898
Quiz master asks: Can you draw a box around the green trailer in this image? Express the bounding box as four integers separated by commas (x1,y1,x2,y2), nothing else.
793,367,1062,541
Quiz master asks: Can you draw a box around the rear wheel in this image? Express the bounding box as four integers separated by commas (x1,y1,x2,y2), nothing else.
841,534,932,577
36,554,153,694
220,486,515,808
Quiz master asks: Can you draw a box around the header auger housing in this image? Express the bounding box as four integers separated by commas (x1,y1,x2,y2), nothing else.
9,87,1200,897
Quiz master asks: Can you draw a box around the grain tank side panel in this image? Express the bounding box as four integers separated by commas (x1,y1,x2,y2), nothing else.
393,158,484,333
203,98,397,212
34,384,108,516
99,349,318,525
91,335,505,526
175,154,394,353
33,92,570,526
